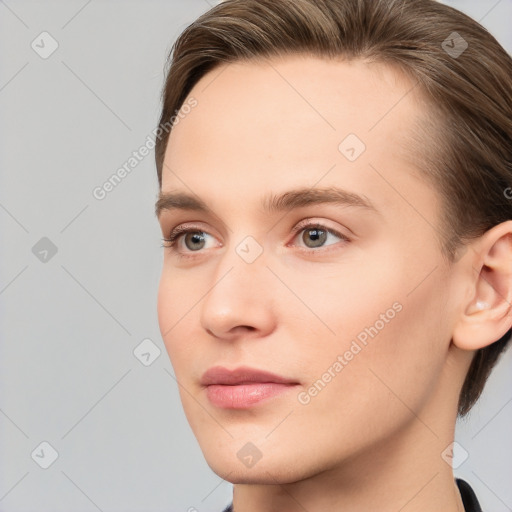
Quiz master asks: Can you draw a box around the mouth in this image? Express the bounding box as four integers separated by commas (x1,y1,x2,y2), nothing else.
200,365,300,409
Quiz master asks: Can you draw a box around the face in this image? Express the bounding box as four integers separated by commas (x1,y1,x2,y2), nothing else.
156,55,465,483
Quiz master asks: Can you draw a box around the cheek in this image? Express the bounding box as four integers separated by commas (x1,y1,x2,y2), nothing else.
156,273,174,345
287,253,448,421
279,249,403,350
302,276,449,435
156,271,198,365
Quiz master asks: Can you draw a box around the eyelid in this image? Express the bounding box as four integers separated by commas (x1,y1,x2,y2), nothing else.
287,219,351,248
162,222,219,247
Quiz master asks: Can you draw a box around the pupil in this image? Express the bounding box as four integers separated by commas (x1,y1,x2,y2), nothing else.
304,228,326,248
186,232,205,250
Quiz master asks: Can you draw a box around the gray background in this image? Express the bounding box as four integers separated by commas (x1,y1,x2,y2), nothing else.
0,1,511,511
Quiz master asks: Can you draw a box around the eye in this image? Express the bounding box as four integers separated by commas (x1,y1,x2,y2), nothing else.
162,225,217,254
290,221,350,250
161,220,350,259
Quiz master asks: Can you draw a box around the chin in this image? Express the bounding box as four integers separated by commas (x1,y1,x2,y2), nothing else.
202,445,316,485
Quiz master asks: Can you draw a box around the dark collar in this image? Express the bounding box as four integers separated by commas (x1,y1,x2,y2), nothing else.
456,478,483,512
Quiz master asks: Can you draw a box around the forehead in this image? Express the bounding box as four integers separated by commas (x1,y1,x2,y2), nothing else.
167,56,418,154
162,55,436,224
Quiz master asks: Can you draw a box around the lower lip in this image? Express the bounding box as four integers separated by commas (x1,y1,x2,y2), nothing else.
205,383,298,409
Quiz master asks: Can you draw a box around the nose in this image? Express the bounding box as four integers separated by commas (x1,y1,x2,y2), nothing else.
199,242,277,341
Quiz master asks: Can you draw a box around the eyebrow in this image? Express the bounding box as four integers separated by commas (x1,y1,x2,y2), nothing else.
155,186,379,218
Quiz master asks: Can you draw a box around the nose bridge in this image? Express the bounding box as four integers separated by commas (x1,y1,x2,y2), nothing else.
199,233,274,336
214,232,268,292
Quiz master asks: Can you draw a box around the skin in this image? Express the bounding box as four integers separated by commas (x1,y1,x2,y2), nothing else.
156,55,512,512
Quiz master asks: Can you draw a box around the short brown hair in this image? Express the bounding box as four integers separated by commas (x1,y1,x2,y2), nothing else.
155,0,512,416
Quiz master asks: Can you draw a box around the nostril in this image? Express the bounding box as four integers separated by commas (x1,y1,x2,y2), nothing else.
206,325,256,339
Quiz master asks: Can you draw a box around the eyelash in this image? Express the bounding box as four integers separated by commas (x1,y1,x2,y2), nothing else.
161,221,350,259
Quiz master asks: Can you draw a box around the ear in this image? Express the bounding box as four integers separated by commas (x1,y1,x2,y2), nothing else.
452,220,512,351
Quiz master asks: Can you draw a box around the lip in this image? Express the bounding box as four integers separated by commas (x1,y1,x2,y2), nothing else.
201,366,300,409
200,365,298,386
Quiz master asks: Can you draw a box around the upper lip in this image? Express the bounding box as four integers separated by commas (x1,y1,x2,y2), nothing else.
200,365,299,386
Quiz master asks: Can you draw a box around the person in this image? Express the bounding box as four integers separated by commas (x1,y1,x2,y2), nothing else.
153,0,512,510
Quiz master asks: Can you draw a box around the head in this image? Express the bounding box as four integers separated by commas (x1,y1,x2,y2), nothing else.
155,0,512,483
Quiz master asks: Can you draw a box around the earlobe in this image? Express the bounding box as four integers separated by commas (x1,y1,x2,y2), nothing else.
452,222,512,351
